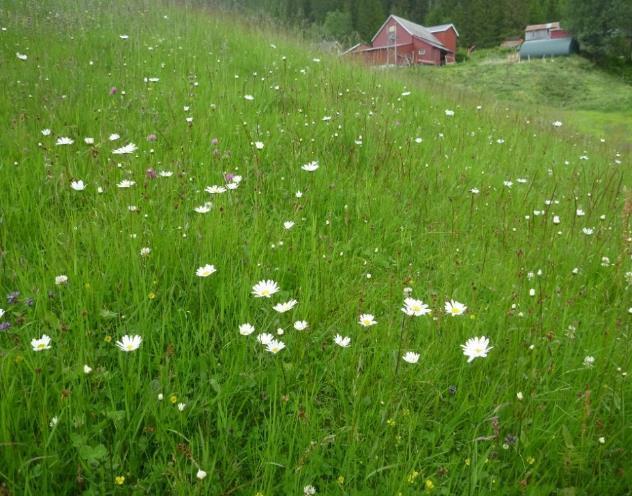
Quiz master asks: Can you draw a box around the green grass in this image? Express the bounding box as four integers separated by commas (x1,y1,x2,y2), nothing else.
0,1,630,494
412,50,632,146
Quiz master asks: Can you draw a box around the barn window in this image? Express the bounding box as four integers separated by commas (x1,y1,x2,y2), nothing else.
418,49,426,55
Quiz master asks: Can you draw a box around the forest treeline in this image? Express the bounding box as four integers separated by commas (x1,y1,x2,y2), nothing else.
202,0,631,62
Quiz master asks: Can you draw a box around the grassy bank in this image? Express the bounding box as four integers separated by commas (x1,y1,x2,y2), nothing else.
0,1,630,494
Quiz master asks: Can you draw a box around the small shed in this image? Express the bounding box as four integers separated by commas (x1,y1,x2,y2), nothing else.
519,38,578,59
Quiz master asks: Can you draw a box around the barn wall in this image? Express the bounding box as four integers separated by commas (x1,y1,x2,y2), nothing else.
432,28,457,53
412,38,442,65
373,18,413,48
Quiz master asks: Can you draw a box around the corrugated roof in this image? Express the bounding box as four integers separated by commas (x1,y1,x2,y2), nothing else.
525,22,561,32
519,37,578,58
371,15,450,51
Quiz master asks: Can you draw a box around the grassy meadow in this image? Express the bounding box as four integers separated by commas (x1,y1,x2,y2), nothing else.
0,1,630,494
413,51,632,147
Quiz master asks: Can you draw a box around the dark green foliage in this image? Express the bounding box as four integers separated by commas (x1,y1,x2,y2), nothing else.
564,0,632,63
207,0,631,64
207,0,558,47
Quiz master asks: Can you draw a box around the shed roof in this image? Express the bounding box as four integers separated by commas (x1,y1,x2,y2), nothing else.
519,38,578,58
428,23,460,37
525,22,560,32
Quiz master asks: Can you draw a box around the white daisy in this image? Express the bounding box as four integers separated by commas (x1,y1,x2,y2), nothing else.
334,334,351,347
108,133,120,141
283,221,295,230
265,339,286,354
239,323,255,336
252,280,280,298
117,179,135,188
273,299,297,313
70,180,86,191
402,351,420,364
293,320,308,331
194,203,212,214
158,170,173,177
461,336,492,363
205,185,226,194
196,264,217,277
41,129,51,136
257,333,274,345
112,143,138,155
254,141,264,149
358,314,377,327
31,334,52,351
301,161,319,172
115,334,142,352
401,298,431,317
56,137,74,146
445,300,467,316
16,52,28,60
55,275,68,285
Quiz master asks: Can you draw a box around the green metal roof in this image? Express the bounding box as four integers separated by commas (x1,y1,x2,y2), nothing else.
519,38,578,59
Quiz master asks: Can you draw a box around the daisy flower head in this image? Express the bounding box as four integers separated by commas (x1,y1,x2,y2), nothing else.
257,332,274,345
293,320,308,331
117,179,135,188
401,298,431,317
461,336,492,363
196,264,217,277
205,185,226,194
252,279,280,298
445,300,467,316
16,52,28,60
41,129,52,136
265,339,286,354
273,299,297,313
108,133,120,141
301,161,319,172
140,247,151,257
71,180,86,191
56,137,74,146
112,143,138,155
55,275,68,285
194,203,212,214
115,334,142,352
239,323,255,336
196,469,207,480
254,141,264,150
31,334,52,351
283,221,295,230
358,314,377,327
402,351,420,364
334,334,351,347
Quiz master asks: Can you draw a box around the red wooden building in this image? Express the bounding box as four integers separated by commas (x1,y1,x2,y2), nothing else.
343,15,458,66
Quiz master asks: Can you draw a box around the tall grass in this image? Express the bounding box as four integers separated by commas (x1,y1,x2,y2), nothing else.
0,1,629,494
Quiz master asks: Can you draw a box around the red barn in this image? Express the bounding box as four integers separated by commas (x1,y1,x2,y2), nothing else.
343,15,458,66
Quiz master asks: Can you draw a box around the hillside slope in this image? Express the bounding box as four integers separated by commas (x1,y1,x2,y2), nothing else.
413,52,632,145
0,1,629,494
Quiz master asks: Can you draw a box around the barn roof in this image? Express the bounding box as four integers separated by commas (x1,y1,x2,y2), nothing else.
428,23,460,37
371,15,451,51
519,38,578,59
525,22,561,32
